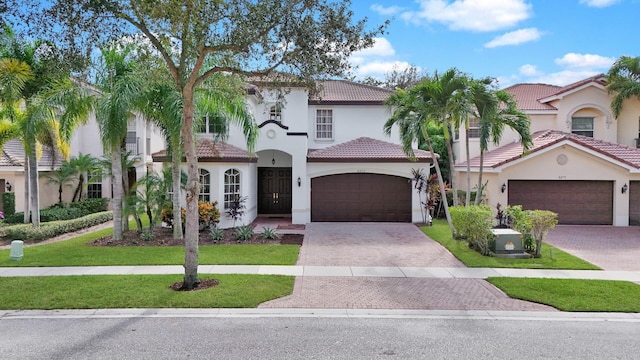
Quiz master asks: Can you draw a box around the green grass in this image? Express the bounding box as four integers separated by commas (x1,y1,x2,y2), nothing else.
0,227,300,267
0,274,294,309
488,277,640,312
421,220,599,270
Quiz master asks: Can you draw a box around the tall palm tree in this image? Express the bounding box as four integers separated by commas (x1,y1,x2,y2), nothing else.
607,56,640,118
94,45,144,240
472,88,533,205
385,88,456,236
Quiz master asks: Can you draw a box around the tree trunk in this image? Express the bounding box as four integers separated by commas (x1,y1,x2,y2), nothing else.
58,185,63,204
443,127,458,207
474,150,485,206
181,91,200,289
23,161,30,224
464,125,471,206
111,148,123,240
122,167,130,232
72,174,84,202
172,145,183,240
28,148,40,227
422,125,455,236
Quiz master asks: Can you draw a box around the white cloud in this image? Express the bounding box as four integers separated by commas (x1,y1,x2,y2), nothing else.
370,4,405,16
349,38,415,78
351,38,396,65
484,28,542,48
357,61,415,76
519,64,543,77
554,53,616,69
400,0,533,32
579,0,620,8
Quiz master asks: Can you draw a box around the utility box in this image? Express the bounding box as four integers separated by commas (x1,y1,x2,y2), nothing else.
9,240,23,261
491,229,523,254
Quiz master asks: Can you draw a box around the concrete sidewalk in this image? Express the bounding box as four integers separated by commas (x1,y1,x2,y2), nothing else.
2,265,640,282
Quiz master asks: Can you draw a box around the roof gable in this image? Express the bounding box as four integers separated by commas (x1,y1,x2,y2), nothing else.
459,130,640,170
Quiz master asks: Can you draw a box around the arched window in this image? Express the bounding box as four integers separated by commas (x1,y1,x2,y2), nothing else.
269,104,282,121
199,169,211,202
224,169,241,209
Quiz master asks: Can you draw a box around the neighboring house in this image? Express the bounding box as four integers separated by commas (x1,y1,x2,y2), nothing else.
152,80,434,229
0,111,165,213
0,139,63,213
454,74,640,226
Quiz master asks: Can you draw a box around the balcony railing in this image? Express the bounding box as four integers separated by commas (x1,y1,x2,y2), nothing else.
125,136,140,155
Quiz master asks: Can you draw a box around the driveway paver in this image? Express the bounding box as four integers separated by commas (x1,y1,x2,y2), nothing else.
297,223,464,267
546,225,640,271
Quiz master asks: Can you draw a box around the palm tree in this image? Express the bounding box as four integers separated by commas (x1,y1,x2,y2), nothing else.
607,56,640,118
44,160,76,204
68,153,99,202
1,33,93,226
94,45,144,240
472,88,533,205
384,88,456,236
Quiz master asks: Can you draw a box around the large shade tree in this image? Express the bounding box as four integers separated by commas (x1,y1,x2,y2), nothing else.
607,56,640,118
11,0,385,289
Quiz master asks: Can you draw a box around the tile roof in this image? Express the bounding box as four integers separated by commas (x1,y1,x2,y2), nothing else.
152,139,256,162
0,139,63,169
309,80,393,104
459,130,640,170
503,83,560,111
307,137,434,163
503,74,607,112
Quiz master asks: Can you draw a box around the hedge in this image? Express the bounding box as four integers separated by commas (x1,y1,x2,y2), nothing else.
1,211,113,241
2,192,15,216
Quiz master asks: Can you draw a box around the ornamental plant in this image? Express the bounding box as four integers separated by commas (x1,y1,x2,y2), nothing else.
450,205,494,256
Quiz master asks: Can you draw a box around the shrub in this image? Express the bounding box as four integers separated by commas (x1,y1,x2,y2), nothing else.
259,227,280,242
450,205,493,255
209,226,225,243
3,211,113,241
233,225,254,242
529,210,558,258
5,207,88,224
2,192,15,216
69,198,109,214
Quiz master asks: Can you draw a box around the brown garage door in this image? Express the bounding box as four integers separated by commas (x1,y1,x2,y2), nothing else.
629,181,640,225
311,173,411,222
508,180,613,225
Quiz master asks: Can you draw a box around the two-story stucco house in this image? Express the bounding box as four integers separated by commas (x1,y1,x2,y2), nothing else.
152,80,434,229
454,74,640,226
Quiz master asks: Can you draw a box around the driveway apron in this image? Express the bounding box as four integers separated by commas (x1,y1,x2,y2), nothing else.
261,223,555,311
546,225,640,271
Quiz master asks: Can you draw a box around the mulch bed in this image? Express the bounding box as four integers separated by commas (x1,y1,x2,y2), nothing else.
169,278,220,292
88,225,304,246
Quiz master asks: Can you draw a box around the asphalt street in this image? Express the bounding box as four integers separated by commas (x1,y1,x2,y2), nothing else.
1,310,638,359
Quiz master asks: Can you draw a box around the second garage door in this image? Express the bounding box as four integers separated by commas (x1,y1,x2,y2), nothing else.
508,180,613,225
311,173,411,222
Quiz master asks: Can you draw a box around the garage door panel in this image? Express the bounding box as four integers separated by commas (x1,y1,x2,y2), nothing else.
508,180,612,225
311,173,411,222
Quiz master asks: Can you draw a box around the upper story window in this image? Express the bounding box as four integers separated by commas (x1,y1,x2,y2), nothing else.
198,168,211,202
315,109,333,140
198,114,227,137
269,104,282,121
224,169,241,209
468,118,480,138
571,117,594,137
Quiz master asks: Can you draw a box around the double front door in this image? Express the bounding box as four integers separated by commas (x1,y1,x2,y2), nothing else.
258,167,292,214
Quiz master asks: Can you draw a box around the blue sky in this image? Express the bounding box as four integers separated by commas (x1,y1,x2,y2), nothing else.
348,0,639,87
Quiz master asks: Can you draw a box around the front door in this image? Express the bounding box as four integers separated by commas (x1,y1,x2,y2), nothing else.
258,167,292,214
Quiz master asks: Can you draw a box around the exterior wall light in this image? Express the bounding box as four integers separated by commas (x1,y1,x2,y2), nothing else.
622,183,628,194
297,177,302,187
501,183,507,193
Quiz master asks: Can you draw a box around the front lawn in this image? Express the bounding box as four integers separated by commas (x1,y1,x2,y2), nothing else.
0,227,300,267
488,277,640,312
421,220,599,270
0,274,294,309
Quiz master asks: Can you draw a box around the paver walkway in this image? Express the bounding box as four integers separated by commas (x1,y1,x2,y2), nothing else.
546,225,640,271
